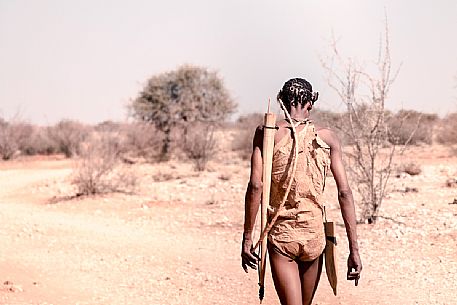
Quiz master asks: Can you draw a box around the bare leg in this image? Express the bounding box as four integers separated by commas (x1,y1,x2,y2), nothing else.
268,244,302,305
299,254,323,305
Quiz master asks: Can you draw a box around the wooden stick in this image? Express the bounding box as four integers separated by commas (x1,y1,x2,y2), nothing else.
254,98,302,251
258,99,276,302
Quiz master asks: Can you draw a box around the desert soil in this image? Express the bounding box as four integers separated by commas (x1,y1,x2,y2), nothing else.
1,145,457,305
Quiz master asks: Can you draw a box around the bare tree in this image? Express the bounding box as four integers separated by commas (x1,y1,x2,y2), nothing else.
321,20,413,224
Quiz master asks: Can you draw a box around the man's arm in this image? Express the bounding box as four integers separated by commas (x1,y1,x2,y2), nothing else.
241,126,263,273
318,128,362,285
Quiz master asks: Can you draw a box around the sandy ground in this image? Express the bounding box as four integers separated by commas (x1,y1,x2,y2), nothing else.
1,145,457,305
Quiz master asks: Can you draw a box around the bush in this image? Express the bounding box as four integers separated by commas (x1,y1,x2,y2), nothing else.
19,126,60,156
121,122,165,161
310,109,349,144
387,110,438,145
47,120,89,158
0,118,35,160
311,109,343,128
0,120,19,160
231,113,263,160
435,113,457,144
72,133,137,196
182,122,217,171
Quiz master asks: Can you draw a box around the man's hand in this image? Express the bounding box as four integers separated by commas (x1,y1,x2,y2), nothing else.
241,236,259,273
347,251,362,286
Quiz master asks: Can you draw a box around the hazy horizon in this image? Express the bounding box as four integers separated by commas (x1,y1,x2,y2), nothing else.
1,0,456,124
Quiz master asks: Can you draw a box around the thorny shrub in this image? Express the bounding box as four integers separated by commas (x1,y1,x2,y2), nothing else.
435,113,457,145
0,118,34,160
20,126,60,156
72,133,137,196
182,122,217,171
387,110,438,145
121,122,164,162
47,120,89,158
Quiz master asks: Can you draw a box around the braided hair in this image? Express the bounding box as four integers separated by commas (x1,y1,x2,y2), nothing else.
277,78,319,112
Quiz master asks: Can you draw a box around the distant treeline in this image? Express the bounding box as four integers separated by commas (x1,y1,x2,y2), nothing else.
1,109,456,161
230,109,457,159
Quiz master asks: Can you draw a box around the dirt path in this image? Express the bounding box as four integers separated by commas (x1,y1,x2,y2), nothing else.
0,159,261,305
1,155,457,304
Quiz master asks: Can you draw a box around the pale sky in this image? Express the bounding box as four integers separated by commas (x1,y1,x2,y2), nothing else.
1,0,456,124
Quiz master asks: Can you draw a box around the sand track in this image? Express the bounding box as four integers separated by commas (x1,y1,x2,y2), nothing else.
0,152,456,305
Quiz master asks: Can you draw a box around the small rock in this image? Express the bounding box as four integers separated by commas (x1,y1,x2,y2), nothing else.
405,187,419,193
403,163,422,176
3,281,23,293
446,178,457,187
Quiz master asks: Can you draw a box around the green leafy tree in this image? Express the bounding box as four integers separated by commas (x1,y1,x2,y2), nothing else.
131,64,236,160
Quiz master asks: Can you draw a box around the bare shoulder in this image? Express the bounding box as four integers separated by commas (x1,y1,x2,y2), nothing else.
315,124,341,150
254,124,263,134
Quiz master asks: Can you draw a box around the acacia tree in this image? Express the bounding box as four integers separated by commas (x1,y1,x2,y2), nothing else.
321,21,411,224
131,65,236,160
